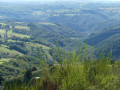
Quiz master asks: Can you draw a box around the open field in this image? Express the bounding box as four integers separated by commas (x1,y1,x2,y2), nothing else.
0,58,13,64
0,47,23,56
7,39,17,42
26,42,50,50
1,45,9,48
8,30,30,38
0,29,6,34
15,26,30,30
38,22,56,26
26,42,52,60
12,33,30,38
0,30,30,38
0,62,4,64
7,39,22,42
0,23,7,26
16,22,24,24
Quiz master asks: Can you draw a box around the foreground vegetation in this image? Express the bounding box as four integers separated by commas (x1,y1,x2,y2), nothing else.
2,47,120,90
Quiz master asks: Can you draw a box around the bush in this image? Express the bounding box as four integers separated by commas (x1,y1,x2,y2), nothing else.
0,72,4,85
24,68,32,84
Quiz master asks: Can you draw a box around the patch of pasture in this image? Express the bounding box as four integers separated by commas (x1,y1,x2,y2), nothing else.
0,47,23,57
0,58,13,64
26,42,50,50
15,26,30,30
38,22,56,26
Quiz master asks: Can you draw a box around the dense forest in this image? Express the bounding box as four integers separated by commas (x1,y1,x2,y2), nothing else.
0,1,120,90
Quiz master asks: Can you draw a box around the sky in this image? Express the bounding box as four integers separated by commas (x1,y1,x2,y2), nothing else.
0,0,120,2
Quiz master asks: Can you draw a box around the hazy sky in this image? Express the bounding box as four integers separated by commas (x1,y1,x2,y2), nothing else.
0,0,120,2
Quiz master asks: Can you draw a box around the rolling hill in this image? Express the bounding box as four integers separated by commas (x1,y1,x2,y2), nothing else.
84,25,120,58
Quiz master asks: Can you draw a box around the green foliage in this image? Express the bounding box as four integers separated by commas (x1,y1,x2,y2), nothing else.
9,44,28,54
84,26,120,46
27,22,83,50
84,25,120,58
24,68,32,84
0,71,4,85
94,34,120,58
0,55,40,80
4,46,120,90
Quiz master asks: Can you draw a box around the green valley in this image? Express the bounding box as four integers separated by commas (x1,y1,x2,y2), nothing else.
0,1,120,90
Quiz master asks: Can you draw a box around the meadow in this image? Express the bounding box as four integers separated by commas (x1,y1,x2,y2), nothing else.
0,58,12,64
15,26,30,31
0,46,23,57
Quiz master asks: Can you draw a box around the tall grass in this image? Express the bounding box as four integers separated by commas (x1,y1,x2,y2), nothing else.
4,45,120,90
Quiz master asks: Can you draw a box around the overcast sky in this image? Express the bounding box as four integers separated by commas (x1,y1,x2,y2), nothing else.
0,0,120,2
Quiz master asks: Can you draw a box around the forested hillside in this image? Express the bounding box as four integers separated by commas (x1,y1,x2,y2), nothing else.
84,25,120,58
0,2,120,33
0,21,83,79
